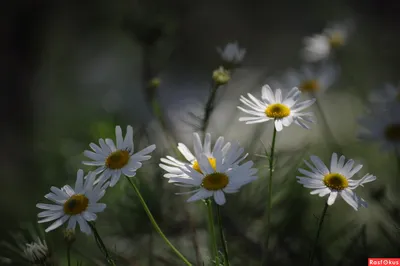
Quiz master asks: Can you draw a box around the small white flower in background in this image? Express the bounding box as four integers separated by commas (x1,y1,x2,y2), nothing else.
302,20,353,62
357,103,400,152
216,41,246,64
297,153,376,211
22,238,49,265
162,138,257,205
237,84,316,131
160,132,231,179
302,34,331,62
36,170,108,234
82,125,156,187
283,64,339,94
367,83,400,107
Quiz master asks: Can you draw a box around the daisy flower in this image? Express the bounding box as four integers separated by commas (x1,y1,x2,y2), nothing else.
302,21,353,62
237,84,316,131
36,170,109,234
23,238,49,265
216,41,246,64
297,153,376,211
163,141,257,205
283,64,338,94
357,103,400,152
82,125,156,187
302,34,331,62
159,132,231,179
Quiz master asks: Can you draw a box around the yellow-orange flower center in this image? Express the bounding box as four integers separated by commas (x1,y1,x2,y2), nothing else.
300,79,320,93
201,172,229,191
193,157,217,174
323,173,348,191
264,103,291,119
63,194,89,215
105,150,130,169
384,124,400,142
329,32,345,48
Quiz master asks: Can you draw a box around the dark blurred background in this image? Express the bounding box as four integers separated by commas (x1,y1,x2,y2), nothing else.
1,0,400,265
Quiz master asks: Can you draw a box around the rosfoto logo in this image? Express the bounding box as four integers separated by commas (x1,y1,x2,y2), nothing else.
369,258,400,265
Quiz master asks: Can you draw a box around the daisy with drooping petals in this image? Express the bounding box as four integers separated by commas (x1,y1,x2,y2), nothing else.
357,103,400,152
237,85,316,131
297,153,376,211
162,140,257,205
282,64,339,94
160,132,231,179
36,170,109,234
216,41,246,64
82,125,156,187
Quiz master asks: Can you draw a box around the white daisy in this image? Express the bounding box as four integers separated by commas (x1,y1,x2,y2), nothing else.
82,125,156,187
283,64,339,94
237,85,316,131
302,21,353,62
23,238,49,265
297,153,376,211
216,41,246,64
163,141,257,205
36,170,109,234
160,132,231,179
368,83,400,107
302,34,331,62
357,103,400,152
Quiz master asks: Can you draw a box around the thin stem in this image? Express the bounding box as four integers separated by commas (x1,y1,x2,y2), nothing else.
125,176,193,266
201,83,219,134
261,125,277,265
309,202,329,266
206,199,219,265
216,204,230,266
88,222,116,266
67,245,71,266
312,93,342,153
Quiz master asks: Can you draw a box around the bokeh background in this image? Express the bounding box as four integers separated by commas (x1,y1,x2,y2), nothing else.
2,0,400,265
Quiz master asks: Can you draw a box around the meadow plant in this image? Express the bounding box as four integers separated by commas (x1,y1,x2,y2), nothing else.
13,19,399,266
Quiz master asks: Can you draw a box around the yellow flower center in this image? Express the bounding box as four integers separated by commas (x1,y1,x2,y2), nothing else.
329,32,344,48
63,194,89,215
299,79,320,93
202,172,229,191
193,157,217,174
105,150,130,169
323,173,348,191
264,103,291,119
384,124,400,142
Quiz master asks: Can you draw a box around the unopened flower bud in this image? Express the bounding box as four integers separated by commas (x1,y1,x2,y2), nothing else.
63,229,76,246
147,78,161,90
212,67,230,86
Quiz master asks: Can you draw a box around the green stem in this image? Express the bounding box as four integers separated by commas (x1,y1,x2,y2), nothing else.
201,83,219,134
309,202,329,266
312,93,342,153
206,199,219,265
88,222,116,266
261,125,277,265
67,245,71,266
125,177,193,266
216,204,230,266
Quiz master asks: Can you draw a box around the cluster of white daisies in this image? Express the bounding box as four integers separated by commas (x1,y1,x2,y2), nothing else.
35,20,400,244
